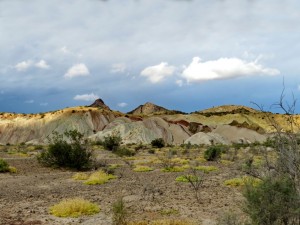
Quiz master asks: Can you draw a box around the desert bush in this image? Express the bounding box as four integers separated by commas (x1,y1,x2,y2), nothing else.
112,198,128,225
49,197,100,218
0,158,10,172
102,133,122,151
243,176,300,225
38,130,93,170
151,138,165,148
204,145,222,161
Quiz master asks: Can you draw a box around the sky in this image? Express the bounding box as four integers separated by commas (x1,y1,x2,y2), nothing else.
1,0,300,114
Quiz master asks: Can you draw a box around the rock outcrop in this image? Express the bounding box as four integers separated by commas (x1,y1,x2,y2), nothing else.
89,99,111,110
128,102,169,115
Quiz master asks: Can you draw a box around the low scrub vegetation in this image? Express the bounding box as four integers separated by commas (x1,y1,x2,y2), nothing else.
49,197,100,218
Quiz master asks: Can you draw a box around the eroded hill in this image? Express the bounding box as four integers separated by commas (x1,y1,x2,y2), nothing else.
0,99,299,145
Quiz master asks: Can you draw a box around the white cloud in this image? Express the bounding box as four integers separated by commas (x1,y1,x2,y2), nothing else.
24,100,34,104
64,63,90,79
117,102,128,107
73,93,99,101
111,63,127,73
35,60,50,69
15,60,33,72
182,57,280,83
40,102,48,106
141,62,176,83
15,59,50,71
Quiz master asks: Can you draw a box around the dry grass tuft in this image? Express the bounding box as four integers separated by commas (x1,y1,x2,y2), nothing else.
224,176,261,187
133,165,154,172
194,166,218,173
84,170,116,185
8,166,17,173
72,172,89,180
49,197,100,217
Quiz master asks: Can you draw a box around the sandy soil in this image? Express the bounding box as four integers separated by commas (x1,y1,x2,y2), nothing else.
0,148,245,225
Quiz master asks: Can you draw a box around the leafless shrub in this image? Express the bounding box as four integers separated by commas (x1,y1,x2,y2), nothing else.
182,168,204,203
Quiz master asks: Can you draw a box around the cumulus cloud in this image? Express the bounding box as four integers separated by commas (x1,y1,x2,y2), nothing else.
73,93,99,101
141,62,176,83
35,60,50,69
15,59,50,71
111,63,127,73
15,60,33,72
182,57,280,83
64,63,90,78
117,102,128,107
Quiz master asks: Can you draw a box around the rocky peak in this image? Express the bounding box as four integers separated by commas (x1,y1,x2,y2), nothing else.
128,102,169,115
89,99,110,110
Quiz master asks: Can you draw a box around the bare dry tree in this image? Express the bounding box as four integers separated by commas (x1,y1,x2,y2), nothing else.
182,167,204,204
251,86,300,195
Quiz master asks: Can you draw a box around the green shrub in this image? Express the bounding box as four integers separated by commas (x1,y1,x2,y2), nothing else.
151,138,165,148
38,130,93,170
0,158,9,172
243,176,300,225
102,133,122,151
204,145,222,161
